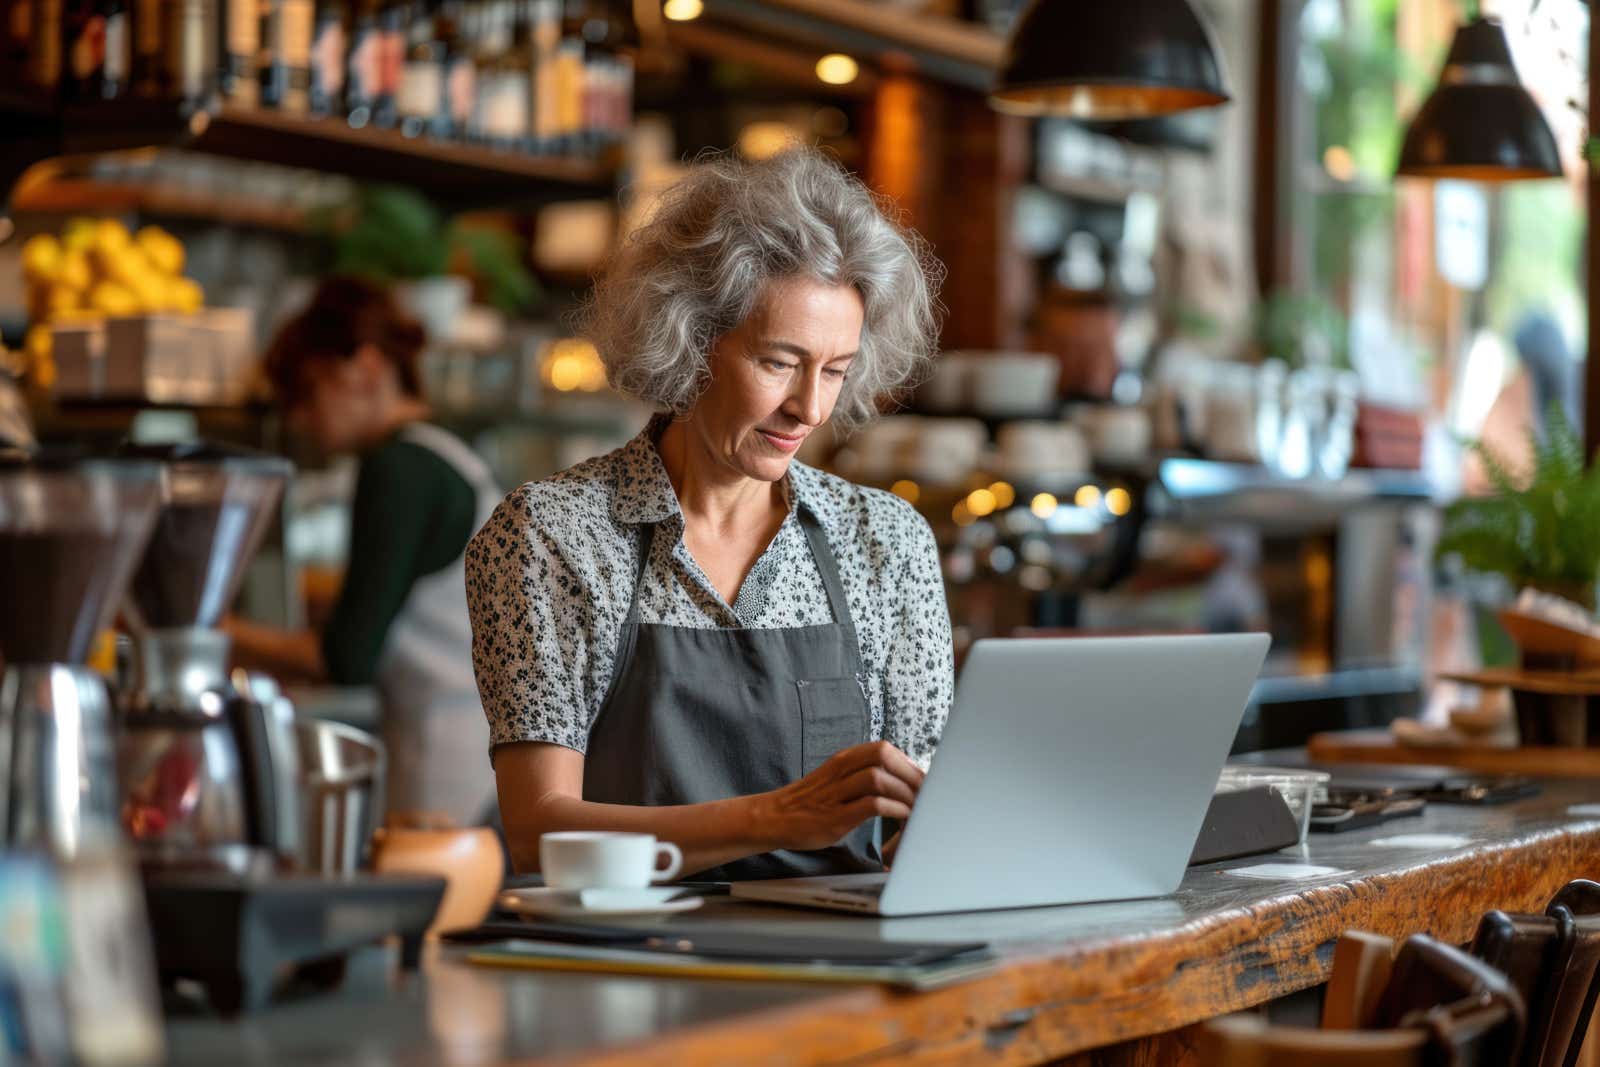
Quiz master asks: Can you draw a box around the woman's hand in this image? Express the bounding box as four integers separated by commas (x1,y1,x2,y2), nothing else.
760,741,925,853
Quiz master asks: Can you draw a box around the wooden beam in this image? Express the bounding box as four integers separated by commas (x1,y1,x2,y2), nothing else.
1251,0,1311,297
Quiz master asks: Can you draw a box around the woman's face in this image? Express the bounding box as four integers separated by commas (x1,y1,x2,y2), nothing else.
687,276,864,484
286,348,383,454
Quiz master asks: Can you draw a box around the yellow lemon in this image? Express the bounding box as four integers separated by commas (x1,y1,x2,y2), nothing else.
61,217,98,253
89,280,140,317
57,250,91,293
171,277,204,313
93,218,132,249
92,242,152,290
127,272,166,312
44,284,80,319
20,234,62,284
135,226,184,275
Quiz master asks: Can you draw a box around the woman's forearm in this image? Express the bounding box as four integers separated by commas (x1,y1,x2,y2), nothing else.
222,618,328,684
505,790,784,878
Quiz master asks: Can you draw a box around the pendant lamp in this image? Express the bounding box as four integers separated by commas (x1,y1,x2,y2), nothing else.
990,0,1230,120
1396,17,1563,181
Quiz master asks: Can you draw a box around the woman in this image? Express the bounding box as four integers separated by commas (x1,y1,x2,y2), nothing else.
467,148,954,880
228,277,500,827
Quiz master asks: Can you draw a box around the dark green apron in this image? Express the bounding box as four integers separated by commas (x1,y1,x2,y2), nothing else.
582,508,881,881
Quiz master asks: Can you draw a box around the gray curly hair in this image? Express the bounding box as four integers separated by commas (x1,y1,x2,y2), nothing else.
578,148,944,433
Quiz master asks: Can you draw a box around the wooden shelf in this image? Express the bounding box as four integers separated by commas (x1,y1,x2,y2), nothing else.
196,107,618,205
2,96,619,209
13,176,310,231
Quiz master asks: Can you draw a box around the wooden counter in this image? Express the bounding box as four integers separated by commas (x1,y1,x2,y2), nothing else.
167,780,1600,1067
1308,728,1600,778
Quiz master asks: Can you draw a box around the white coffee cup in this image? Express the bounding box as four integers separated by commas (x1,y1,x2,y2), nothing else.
539,831,684,891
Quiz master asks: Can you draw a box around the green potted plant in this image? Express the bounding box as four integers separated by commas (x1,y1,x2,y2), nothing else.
314,185,542,341
1254,290,1350,369
1436,407,1600,611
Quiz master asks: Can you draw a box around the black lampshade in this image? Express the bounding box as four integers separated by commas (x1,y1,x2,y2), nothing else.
1090,108,1219,154
1396,18,1563,181
990,0,1230,120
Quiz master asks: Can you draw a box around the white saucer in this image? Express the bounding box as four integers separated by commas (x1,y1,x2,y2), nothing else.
498,886,704,919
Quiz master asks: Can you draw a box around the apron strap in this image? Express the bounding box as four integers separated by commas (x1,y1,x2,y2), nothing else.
797,507,854,634
626,509,856,636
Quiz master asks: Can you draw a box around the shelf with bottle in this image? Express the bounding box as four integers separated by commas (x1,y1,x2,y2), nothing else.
1,0,633,205
13,175,312,231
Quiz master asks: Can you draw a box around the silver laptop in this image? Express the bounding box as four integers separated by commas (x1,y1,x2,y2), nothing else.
731,633,1270,916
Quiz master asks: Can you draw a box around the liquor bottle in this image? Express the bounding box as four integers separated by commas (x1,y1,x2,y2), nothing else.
2,0,32,89
260,0,312,111
466,0,499,144
28,0,62,91
102,0,131,97
583,0,631,148
371,0,402,126
131,0,158,93
163,0,216,108
344,0,379,125
484,0,528,148
307,0,346,115
61,0,106,99
217,0,258,104
396,0,443,137
527,0,557,152
437,0,472,138
553,0,585,155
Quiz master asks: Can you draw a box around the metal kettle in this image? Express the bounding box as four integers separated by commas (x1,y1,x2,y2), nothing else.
117,629,300,871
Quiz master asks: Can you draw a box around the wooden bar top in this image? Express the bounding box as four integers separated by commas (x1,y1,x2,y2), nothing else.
167,780,1600,1067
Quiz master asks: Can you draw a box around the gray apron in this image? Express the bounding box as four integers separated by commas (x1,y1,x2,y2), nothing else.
583,508,881,881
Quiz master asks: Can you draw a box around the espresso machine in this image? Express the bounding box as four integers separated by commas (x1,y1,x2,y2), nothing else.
111,443,443,1016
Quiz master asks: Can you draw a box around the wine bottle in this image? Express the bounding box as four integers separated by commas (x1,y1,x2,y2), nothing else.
130,0,158,93
370,0,401,126
484,0,527,148
466,0,497,144
28,0,62,91
217,0,257,104
61,0,107,99
307,0,346,115
439,0,473,139
164,0,215,108
100,0,129,96
2,0,32,90
553,0,584,155
260,0,311,111
396,0,443,137
527,0,556,152
344,0,378,125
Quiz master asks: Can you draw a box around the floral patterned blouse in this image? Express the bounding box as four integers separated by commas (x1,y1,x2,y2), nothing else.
465,417,954,767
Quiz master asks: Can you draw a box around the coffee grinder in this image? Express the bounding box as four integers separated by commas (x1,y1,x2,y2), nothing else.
113,443,444,1016
0,455,161,855
115,442,300,871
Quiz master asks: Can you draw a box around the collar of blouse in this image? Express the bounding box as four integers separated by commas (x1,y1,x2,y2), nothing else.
607,416,836,537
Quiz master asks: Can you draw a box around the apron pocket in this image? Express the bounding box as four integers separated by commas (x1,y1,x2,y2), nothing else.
797,676,868,776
